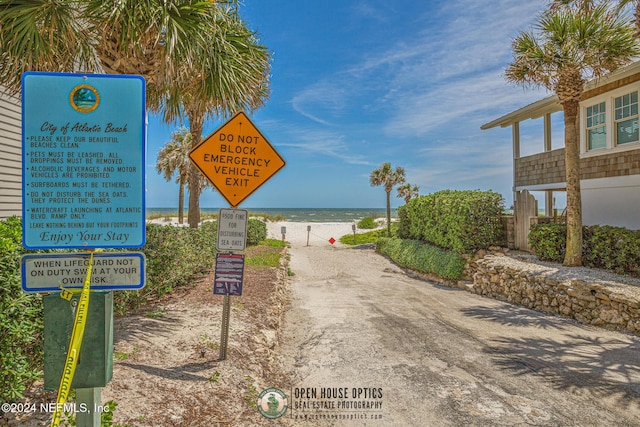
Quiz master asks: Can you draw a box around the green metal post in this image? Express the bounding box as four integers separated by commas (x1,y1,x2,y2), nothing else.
76,388,101,427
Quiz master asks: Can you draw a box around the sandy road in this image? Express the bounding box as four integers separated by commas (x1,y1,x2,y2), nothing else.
275,235,640,426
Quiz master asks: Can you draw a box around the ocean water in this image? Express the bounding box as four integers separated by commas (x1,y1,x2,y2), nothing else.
146,207,397,223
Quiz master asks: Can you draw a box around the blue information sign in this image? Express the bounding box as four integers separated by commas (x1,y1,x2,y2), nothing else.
21,72,146,249
214,253,245,296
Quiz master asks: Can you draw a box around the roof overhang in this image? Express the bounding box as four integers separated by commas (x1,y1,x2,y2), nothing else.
481,95,561,130
481,60,640,130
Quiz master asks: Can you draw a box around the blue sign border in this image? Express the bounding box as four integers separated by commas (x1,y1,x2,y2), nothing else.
21,72,146,249
21,252,146,293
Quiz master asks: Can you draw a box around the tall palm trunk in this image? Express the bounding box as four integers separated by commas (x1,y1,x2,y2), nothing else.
634,1,640,37
188,114,205,228
386,190,392,237
562,98,583,266
178,179,185,224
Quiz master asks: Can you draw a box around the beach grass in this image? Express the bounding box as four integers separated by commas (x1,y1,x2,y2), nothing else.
339,223,398,245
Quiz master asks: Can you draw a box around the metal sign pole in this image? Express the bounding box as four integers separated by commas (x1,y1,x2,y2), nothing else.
219,294,231,360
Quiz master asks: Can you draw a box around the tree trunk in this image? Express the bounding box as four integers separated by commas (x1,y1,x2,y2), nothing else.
178,180,185,224
187,113,204,228
187,164,201,228
563,99,583,266
386,190,391,237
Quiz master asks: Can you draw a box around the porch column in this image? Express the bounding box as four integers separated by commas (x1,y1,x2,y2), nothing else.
512,121,520,207
544,113,553,217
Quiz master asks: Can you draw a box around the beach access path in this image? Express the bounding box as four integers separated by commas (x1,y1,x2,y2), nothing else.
267,221,640,426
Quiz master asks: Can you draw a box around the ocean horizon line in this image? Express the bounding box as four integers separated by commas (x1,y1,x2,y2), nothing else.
146,206,398,210
146,207,398,223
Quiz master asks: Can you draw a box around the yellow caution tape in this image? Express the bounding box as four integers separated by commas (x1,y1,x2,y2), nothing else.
59,288,78,301
50,250,99,427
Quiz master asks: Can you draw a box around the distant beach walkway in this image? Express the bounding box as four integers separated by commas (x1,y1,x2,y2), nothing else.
266,221,362,248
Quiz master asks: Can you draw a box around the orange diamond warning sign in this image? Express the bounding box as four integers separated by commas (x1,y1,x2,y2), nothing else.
189,111,286,207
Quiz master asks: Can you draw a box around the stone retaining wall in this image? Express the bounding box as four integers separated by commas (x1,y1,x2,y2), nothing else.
459,252,640,335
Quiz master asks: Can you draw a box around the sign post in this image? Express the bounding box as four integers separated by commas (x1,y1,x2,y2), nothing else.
21,72,146,427
189,111,285,360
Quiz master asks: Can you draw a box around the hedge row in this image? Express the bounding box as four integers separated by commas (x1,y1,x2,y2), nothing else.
0,217,43,403
529,223,640,277
376,237,467,281
397,190,504,253
247,218,267,245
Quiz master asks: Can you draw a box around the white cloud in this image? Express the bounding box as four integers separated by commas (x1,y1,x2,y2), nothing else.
290,81,347,126
275,0,552,181
290,0,548,137
276,126,372,166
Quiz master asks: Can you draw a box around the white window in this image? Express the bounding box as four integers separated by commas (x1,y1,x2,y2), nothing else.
586,102,606,150
614,91,639,145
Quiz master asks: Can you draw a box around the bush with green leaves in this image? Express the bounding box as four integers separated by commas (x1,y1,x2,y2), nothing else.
584,225,640,276
247,218,267,245
529,223,640,277
114,221,219,313
0,217,43,404
357,217,377,229
376,237,466,280
528,223,566,262
397,190,505,253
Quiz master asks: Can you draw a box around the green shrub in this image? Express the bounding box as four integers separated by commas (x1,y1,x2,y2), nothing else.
376,237,466,280
357,217,377,229
529,223,640,277
397,190,504,253
114,222,219,313
583,225,640,276
0,217,44,403
528,223,566,262
247,218,267,246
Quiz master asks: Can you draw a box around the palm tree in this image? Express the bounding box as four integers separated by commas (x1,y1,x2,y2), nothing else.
370,163,406,236
158,7,271,227
620,0,640,35
0,0,216,97
0,1,271,229
553,0,640,36
156,128,193,224
397,183,419,203
505,2,639,266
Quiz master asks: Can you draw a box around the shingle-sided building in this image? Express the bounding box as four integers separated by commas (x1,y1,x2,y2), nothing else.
0,85,21,219
482,61,640,250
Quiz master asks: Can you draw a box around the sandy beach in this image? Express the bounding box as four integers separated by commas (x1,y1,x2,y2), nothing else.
147,217,375,248
266,221,364,247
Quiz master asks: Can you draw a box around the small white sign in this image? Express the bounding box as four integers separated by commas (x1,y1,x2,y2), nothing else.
217,208,248,251
21,252,145,292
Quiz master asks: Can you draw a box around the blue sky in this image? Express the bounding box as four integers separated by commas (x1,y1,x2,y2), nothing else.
146,0,556,209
